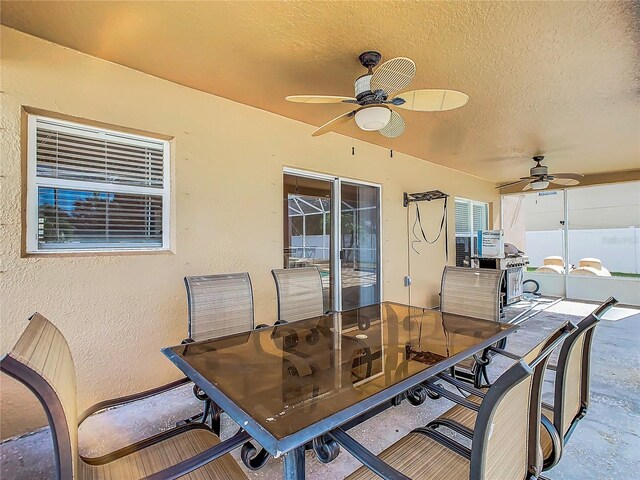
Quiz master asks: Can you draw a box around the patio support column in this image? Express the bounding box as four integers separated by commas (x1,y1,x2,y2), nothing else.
283,445,306,479
332,176,342,312
563,188,570,297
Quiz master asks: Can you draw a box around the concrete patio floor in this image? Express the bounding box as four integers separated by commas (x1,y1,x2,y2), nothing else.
1,299,639,479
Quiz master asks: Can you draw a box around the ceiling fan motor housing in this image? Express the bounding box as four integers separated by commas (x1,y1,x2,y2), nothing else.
531,164,548,176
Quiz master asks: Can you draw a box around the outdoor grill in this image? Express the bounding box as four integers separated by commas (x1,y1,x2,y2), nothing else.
476,251,527,306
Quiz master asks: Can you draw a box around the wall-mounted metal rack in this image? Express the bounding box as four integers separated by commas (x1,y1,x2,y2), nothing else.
403,190,449,207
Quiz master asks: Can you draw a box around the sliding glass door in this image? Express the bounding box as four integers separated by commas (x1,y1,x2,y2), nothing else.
283,170,381,311
284,174,333,310
340,182,380,310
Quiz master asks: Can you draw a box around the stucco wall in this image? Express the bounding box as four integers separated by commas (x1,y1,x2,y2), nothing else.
0,27,499,439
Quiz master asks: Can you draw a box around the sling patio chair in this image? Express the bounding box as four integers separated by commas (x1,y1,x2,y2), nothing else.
184,272,260,343
426,296,618,472
183,273,256,431
0,313,250,480
184,272,271,470
439,266,505,388
272,266,325,323
333,320,574,480
539,296,617,469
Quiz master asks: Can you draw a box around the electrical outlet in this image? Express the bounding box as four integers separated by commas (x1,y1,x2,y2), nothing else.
404,276,412,287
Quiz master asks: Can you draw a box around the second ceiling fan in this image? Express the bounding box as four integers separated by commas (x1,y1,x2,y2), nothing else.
496,156,583,191
286,51,469,138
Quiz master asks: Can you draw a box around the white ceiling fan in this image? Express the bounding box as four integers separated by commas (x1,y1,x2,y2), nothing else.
285,51,469,138
496,156,584,191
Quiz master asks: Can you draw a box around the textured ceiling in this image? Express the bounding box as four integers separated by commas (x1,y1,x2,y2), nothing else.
2,1,639,182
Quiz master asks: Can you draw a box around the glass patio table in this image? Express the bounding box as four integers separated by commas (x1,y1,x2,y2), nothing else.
162,301,516,479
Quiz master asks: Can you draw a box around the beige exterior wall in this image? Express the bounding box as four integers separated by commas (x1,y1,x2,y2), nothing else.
0,27,499,439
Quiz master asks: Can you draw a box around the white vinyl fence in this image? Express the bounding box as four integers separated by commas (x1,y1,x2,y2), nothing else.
526,227,640,274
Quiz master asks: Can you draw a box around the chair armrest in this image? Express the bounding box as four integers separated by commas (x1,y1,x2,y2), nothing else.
140,430,250,480
425,418,474,440
487,346,521,361
435,373,486,399
413,427,472,459
423,382,480,411
328,428,411,480
79,377,191,424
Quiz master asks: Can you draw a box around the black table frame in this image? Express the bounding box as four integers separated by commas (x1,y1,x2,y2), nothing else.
162,313,517,479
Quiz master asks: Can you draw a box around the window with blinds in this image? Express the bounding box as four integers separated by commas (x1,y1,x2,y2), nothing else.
26,115,170,253
454,198,489,266
455,200,471,234
472,203,488,232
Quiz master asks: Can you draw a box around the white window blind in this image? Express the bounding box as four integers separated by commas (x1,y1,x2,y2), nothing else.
472,203,488,232
455,200,471,234
454,198,489,266
27,115,170,253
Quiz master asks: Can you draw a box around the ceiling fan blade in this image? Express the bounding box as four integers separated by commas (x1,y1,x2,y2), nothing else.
286,95,357,104
550,177,581,186
311,110,356,136
370,57,416,95
379,110,405,138
495,179,529,189
394,89,469,112
551,173,584,180
523,182,533,191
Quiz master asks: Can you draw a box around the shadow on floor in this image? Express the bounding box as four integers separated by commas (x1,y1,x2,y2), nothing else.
2,300,639,479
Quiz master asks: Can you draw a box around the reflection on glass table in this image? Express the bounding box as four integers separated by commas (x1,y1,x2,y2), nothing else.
163,302,515,463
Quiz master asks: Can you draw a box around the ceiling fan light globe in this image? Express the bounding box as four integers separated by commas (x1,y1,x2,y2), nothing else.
355,106,392,131
530,180,550,190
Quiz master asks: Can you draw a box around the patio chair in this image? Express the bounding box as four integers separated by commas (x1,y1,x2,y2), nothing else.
426,296,617,471
538,296,617,469
440,266,504,321
183,273,255,427
271,266,325,323
183,272,271,469
184,272,256,342
0,313,249,480
337,321,574,480
439,266,505,388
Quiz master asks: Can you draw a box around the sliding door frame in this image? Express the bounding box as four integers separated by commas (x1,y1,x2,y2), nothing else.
283,167,382,311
